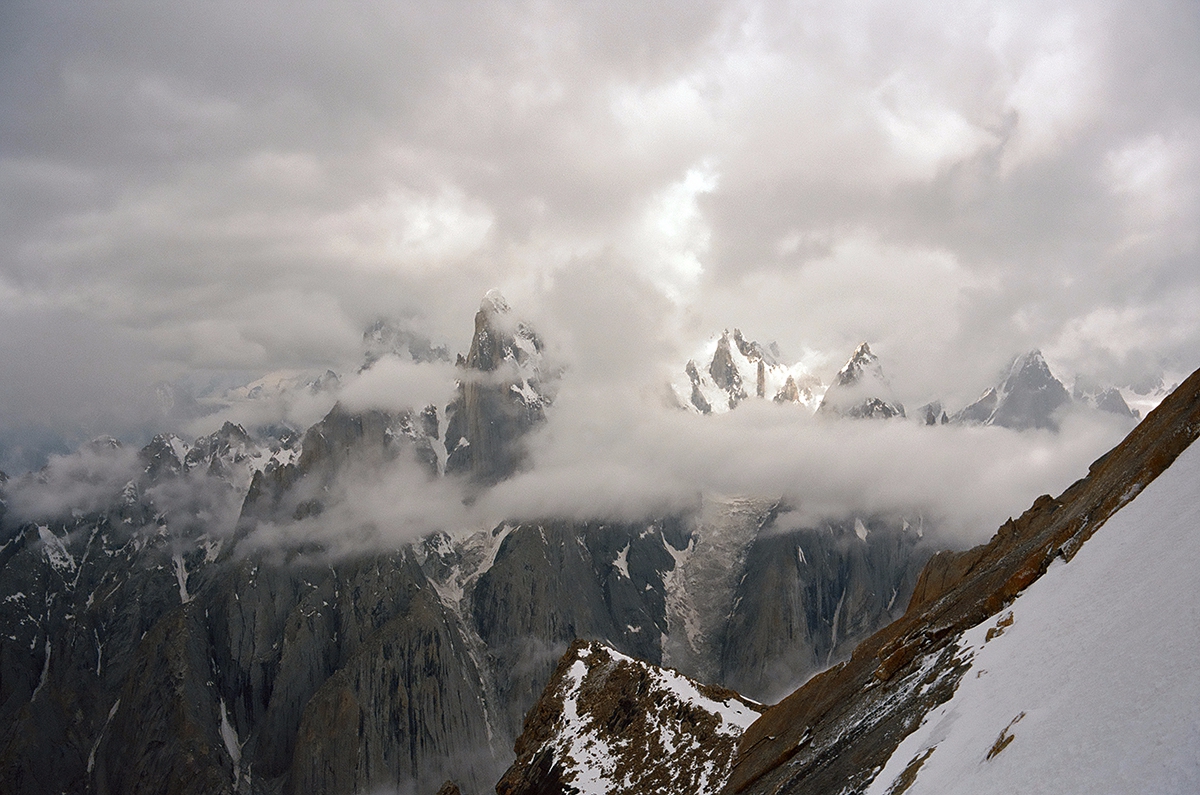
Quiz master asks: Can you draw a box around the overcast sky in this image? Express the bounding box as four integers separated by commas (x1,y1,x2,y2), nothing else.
2,0,1198,474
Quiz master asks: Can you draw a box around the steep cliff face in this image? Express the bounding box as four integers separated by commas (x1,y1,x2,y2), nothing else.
728,365,1200,795
286,585,497,795
444,291,551,484
496,640,763,795
466,507,930,742
719,517,928,702
470,519,681,739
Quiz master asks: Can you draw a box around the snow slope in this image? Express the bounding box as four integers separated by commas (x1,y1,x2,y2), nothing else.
866,439,1200,795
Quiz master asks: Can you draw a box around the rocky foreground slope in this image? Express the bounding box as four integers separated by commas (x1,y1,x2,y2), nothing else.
497,640,762,795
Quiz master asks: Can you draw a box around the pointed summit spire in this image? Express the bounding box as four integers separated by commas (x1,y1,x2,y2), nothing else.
819,342,905,419
481,288,511,315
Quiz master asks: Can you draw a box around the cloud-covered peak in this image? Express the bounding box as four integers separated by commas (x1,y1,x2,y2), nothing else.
954,350,1072,431
819,343,905,420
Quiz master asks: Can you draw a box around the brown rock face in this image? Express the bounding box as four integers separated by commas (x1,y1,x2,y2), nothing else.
728,365,1200,795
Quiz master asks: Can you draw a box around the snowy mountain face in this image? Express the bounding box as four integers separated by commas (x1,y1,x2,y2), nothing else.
4,284,1177,795
496,640,763,795
817,343,906,420
675,330,823,414
953,350,1070,430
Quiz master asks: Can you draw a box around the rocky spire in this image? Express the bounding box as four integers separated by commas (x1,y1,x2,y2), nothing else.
443,291,551,484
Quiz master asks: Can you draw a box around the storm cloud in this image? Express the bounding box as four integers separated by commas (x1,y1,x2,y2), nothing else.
1,0,1197,503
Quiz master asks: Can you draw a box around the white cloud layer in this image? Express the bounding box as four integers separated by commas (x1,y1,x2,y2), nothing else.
0,0,1197,479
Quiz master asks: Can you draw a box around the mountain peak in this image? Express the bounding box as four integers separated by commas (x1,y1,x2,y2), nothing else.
819,343,905,419
954,349,1071,430
481,288,511,316
833,342,881,387
673,329,823,414
1006,349,1050,379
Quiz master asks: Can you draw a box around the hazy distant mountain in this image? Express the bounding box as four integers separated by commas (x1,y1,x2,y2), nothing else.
674,329,823,414
952,350,1070,430
817,342,906,420
361,319,451,370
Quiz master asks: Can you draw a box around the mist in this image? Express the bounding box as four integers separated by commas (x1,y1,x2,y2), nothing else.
229,318,1137,558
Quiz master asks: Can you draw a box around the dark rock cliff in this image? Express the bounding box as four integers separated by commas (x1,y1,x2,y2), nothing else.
444,291,550,485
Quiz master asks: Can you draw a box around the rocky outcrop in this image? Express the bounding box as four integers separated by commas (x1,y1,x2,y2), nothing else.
496,640,762,795
727,365,1200,794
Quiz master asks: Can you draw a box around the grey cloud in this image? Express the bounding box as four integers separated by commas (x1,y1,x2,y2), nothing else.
5,442,139,522
0,0,1197,478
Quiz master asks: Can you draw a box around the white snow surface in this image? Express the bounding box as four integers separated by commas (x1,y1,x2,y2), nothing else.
662,496,775,680
866,440,1200,795
38,525,76,574
172,551,191,603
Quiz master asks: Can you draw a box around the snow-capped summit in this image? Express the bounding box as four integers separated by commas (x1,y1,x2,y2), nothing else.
482,287,510,315
817,342,905,420
954,350,1070,431
674,329,823,414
